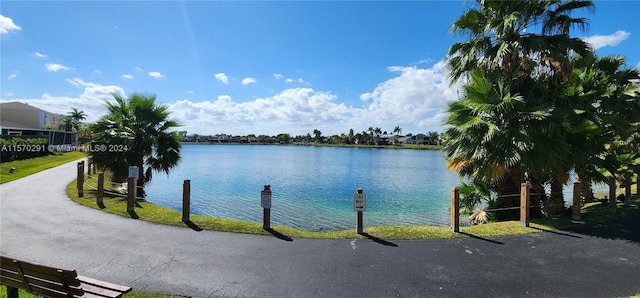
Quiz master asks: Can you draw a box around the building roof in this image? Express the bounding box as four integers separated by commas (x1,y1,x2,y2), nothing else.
0,101,44,112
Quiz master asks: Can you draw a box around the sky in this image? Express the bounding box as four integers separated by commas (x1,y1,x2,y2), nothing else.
1,1,639,137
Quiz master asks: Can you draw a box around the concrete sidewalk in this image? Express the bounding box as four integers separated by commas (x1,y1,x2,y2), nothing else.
1,160,639,297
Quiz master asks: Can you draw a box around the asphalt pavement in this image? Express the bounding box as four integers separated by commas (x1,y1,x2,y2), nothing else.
1,159,639,298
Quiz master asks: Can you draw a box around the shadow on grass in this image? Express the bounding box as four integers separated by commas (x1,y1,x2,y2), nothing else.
358,232,398,247
97,202,106,209
127,210,139,219
458,232,504,245
264,228,293,242
183,219,203,232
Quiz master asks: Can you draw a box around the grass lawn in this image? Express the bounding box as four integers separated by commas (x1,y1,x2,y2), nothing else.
0,152,87,184
0,286,186,298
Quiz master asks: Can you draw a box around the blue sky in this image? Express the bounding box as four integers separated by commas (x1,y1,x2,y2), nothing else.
2,1,639,136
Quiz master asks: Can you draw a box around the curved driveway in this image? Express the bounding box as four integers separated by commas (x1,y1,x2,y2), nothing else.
1,160,639,297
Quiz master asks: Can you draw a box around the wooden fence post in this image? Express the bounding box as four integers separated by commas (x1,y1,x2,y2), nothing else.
520,182,530,227
87,159,92,178
97,172,104,205
572,181,582,220
261,185,272,229
182,180,191,222
450,187,460,232
76,162,84,198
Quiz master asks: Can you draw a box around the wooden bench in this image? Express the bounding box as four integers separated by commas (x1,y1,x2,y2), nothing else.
0,255,131,298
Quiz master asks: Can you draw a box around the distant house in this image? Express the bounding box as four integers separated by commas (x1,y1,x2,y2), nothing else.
403,134,429,145
0,101,75,145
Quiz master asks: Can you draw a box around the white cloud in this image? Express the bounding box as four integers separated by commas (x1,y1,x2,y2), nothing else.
135,66,144,72
185,90,195,94
273,73,283,80
8,73,17,80
215,73,229,84
285,78,293,83
636,61,640,71
1,78,125,123
34,52,48,58
242,77,256,85
358,60,459,130
6,92,14,97
122,74,134,79
92,70,101,75
45,63,71,72
149,71,165,78
582,30,630,50
297,78,304,84
0,15,21,34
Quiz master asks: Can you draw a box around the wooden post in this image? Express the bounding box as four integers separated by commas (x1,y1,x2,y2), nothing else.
97,172,104,205
182,180,191,222
127,177,135,213
520,182,530,227
609,176,617,212
7,286,18,298
572,181,582,220
261,185,272,229
87,159,92,178
450,187,460,232
76,162,84,198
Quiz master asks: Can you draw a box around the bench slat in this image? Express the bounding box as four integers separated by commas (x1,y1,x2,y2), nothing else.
78,276,132,294
80,283,126,298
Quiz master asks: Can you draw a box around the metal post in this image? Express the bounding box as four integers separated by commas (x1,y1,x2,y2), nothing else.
76,162,84,198
356,211,363,234
127,177,135,213
450,187,460,232
572,181,582,220
520,182,530,227
97,172,104,205
182,180,191,222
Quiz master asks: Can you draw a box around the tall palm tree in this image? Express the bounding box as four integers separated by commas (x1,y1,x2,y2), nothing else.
89,92,182,198
444,0,595,217
68,107,87,132
313,129,322,143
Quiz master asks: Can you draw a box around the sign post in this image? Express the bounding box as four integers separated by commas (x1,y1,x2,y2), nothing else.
261,185,272,229
354,188,366,234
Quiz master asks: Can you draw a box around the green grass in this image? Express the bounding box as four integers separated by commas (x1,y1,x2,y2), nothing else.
0,152,87,184
69,174,629,240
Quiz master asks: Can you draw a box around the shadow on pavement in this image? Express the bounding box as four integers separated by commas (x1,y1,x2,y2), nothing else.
458,232,504,245
264,228,293,242
529,227,581,238
358,232,398,247
183,220,203,232
556,209,640,245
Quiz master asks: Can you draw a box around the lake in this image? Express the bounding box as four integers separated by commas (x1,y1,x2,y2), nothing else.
145,144,462,231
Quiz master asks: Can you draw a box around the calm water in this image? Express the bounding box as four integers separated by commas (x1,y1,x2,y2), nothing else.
145,144,461,231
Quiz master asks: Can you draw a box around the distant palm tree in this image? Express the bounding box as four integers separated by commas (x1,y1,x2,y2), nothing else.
59,116,73,131
90,92,182,198
68,107,87,132
313,129,322,143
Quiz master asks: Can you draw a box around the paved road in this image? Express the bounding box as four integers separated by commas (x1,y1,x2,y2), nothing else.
1,160,639,298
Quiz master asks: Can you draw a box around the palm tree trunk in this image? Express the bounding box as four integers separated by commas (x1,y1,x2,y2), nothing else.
546,178,565,216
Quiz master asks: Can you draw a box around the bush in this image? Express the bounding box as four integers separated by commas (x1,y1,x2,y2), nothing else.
0,137,49,162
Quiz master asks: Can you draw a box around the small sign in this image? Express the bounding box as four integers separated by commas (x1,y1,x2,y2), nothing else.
128,166,139,180
354,191,366,212
261,190,272,209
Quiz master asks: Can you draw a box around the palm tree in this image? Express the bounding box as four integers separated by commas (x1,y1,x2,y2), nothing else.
444,0,595,217
89,92,182,198
68,107,87,132
59,116,73,132
313,129,322,143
